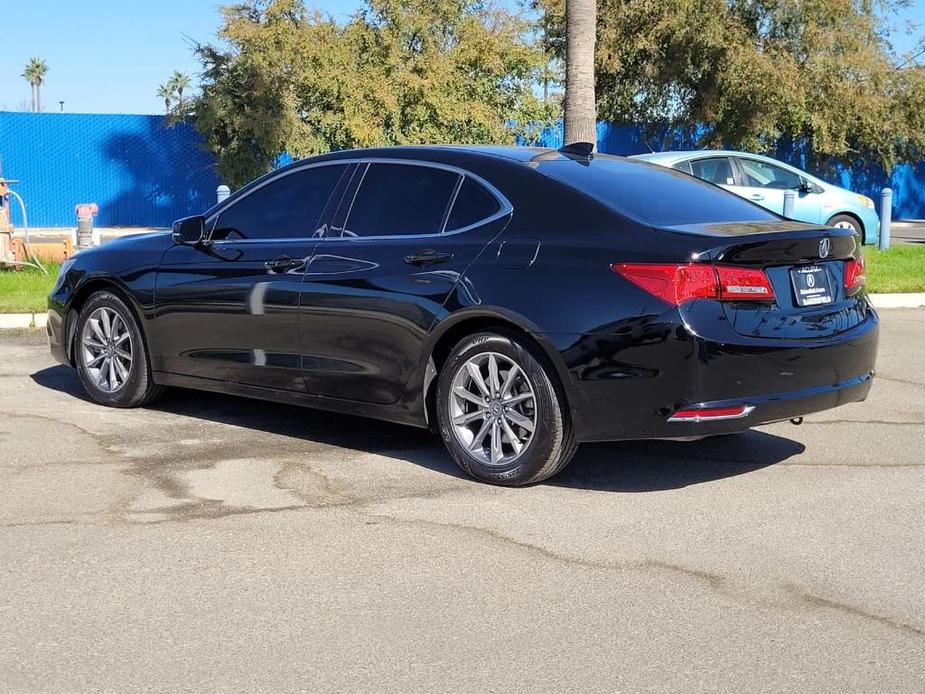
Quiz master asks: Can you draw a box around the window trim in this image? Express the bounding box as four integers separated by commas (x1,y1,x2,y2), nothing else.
205,161,351,244
328,157,512,241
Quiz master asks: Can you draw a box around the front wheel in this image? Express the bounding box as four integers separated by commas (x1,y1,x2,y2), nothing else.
75,291,164,408
435,331,577,486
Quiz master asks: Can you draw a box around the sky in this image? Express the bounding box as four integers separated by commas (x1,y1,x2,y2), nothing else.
2,0,925,115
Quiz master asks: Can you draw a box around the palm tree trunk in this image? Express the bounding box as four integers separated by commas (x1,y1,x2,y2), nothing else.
36,84,41,113
30,83,36,113
564,0,597,148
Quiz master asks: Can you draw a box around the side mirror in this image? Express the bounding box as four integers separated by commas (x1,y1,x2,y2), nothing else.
171,216,207,245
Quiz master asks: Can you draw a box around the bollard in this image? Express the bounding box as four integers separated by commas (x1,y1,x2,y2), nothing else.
783,189,795,218
879,188,892,251
75,203,99,250
217,185,231,204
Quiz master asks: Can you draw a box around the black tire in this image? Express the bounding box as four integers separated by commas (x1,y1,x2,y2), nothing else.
826,214,863,242
74,291,164,408
435,331,578,486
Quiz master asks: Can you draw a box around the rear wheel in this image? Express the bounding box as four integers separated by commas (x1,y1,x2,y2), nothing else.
827,214,863,242
436,331,577,486
75,291,164,408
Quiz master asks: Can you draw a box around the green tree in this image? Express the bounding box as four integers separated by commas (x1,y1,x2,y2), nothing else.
157,83,174,114
170,71,192,108
192,0,553,186
22,58,49,113
537,0,925,172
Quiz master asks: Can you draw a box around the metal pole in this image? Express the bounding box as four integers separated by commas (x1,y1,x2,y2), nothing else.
879,188,892,251
217,185,231,204
783,190,795,218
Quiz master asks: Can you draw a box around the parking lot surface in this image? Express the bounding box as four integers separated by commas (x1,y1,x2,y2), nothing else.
1,310,923,693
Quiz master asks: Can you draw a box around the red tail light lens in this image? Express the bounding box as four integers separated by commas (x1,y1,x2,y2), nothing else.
715,266,775,301
844,255,866,295
612,263,775,306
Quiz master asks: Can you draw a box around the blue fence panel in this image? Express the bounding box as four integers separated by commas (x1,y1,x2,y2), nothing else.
3,112,924,224
0,112,220,228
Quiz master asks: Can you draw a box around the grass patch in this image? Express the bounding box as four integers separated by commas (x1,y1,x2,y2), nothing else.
0,262,60,313
0,245,922,315
864,245,925,293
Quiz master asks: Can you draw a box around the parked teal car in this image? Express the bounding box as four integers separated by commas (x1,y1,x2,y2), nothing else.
630,150,880,245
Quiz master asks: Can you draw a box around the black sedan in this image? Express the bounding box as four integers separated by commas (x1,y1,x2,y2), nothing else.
47,144,878,486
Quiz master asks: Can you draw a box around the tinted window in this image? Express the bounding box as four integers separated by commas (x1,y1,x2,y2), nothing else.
738,158,803,190
538,156,779,228
446,178,501,230
343,164,459,237
689,157,735,185
212,164,345,241
673,160,693,175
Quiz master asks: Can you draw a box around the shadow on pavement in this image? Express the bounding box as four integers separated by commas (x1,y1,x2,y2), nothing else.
31,364,804,492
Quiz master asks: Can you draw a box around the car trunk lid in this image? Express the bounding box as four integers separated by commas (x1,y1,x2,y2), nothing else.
656,221,869,340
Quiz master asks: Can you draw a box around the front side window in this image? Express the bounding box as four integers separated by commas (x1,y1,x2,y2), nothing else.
738,159,803,190
211,164,346,241
689,158,736,186
342,163,460,237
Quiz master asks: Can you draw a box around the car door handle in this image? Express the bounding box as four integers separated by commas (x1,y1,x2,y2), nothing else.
264,256,302,272
403,249,454,266
750,194,765,201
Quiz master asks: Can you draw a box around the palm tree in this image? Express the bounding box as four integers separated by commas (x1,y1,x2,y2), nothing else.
157,83,174,114
22,58,49,113
563,0,596,147
170,71,191,109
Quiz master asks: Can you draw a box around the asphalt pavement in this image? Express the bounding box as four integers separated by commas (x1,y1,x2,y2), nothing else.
0,311,923,693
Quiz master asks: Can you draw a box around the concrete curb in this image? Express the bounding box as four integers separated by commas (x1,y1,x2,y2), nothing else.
0,312,48,330
1,294,923,331
868,293,925,309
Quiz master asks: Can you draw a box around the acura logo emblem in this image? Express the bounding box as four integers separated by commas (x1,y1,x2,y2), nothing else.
819,238,831,259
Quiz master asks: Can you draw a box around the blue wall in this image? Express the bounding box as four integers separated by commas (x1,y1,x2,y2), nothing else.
2,112,924,225
0,112,220,228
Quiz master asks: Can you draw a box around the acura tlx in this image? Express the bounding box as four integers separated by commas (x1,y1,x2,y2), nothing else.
47,143,878,486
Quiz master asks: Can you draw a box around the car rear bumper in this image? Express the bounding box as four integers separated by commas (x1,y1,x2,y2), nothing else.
552,307,879,442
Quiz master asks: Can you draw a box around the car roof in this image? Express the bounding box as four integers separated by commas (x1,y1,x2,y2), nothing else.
289,144,620,167
631,149,803,167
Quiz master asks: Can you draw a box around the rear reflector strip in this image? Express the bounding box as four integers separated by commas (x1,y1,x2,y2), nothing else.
667,405,755,423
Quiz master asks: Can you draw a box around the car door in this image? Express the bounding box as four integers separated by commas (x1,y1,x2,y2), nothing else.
731,157,825,222
299,160,510,405
153,162,350,391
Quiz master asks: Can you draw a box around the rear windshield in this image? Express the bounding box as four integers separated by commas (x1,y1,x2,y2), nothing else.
537,156,779,227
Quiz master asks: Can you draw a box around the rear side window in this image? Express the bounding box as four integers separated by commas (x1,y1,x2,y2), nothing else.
212,164,346,241
672,160,693,175
537,157,779,228
689,157,735,186
446,178,501,231
343,163,460,237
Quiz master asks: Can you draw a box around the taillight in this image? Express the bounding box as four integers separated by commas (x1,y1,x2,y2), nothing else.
611,263,775,306
844,255,866,295
714,266,775,301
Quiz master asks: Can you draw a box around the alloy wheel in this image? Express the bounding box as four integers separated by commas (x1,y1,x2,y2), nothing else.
449,351,537,466
80,307,133,393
